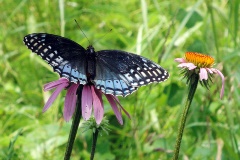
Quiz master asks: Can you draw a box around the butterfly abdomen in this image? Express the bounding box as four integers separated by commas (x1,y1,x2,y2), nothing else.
86,45,96,82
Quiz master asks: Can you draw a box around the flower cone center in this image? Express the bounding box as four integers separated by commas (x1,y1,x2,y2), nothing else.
185,52,214,68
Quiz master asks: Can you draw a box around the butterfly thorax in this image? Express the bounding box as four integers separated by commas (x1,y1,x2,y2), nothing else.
86,45,96,82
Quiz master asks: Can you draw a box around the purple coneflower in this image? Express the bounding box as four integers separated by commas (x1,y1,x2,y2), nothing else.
175,52,225,99
172,52,225,160
42,78,130,125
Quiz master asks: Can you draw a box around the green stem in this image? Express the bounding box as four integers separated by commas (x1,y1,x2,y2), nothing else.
64,85,83,160
172,76,199,160
90,129,99,160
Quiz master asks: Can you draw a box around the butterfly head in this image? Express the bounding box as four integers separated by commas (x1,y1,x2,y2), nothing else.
87,45,95,55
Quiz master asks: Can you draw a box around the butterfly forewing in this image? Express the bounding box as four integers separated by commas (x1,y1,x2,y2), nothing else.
94,50,169,96
23,33,88,84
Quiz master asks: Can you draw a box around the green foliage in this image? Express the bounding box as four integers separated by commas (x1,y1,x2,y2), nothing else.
0,0,239,159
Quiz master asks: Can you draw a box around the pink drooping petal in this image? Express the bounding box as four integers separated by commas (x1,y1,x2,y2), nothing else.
63,83,79,122
82,85,93,121
199,68,208,81
42,82,69,112
212,69,225,99
175,58,187,63
105,94,123,125
206,68,213,74
44,78,69,91
178,63,197,70
91,86,104,125
113,96,131,119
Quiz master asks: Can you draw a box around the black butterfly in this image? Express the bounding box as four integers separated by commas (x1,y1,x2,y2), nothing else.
23,33,169,97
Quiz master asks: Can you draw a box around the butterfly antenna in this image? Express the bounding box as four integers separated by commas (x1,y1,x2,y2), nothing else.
74,19,91,44
92,29,112,45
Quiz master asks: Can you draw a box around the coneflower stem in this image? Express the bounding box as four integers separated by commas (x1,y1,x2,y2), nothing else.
90,129,99,160
172,76,198,160
64,85,83,160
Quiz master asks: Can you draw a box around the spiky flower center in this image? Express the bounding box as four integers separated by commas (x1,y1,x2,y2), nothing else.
185,52,214,68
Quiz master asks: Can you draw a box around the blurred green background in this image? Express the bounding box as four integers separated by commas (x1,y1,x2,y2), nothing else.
0,0,239,159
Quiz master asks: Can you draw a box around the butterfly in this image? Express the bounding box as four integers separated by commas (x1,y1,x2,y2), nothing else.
23,33,169,97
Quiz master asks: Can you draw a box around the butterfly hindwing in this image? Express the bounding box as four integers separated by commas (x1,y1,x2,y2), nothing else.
93,60,138,96
23,33,87,84
94,50,169,96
